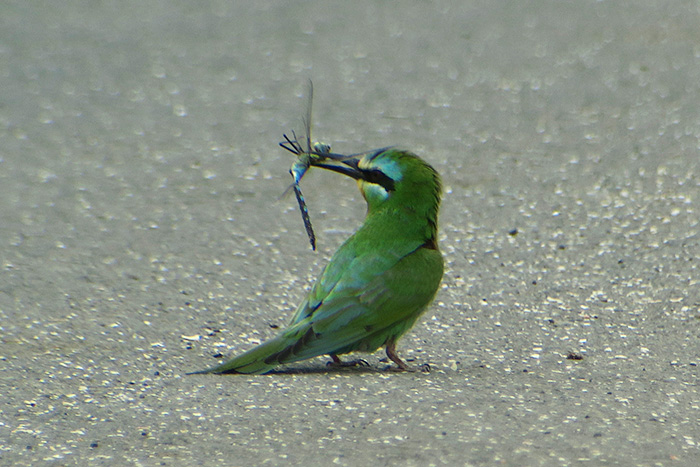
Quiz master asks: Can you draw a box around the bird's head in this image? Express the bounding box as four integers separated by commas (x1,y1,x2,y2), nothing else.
313,148,442,225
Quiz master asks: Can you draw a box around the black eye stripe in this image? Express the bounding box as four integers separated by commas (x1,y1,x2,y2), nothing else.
361,168,395,192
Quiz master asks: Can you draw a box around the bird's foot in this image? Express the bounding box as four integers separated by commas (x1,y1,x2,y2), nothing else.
327,354,370,368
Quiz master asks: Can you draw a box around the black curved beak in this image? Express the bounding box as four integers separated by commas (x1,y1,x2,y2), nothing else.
310,146,393,182
312,156,362,180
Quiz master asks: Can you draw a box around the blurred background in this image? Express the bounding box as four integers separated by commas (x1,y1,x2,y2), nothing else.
1,1,699,465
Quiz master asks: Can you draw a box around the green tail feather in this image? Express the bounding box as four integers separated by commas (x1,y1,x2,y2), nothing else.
188,331,308,375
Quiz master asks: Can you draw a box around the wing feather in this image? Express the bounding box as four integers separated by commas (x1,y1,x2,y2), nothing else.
273,245,442,362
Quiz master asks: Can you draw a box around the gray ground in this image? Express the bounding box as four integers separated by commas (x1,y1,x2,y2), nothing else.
1,1,699,466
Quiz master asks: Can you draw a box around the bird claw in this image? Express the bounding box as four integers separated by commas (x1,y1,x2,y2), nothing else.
326,357,369,368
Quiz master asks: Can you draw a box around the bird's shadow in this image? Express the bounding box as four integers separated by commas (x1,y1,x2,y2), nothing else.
189,360,434,376
230,361,434,376
265,364,388,375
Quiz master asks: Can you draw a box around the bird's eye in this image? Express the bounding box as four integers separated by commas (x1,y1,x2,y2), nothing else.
362,169,395,192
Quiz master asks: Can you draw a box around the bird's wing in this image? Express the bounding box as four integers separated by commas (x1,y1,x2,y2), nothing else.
274,244,443,362
288,236,418,326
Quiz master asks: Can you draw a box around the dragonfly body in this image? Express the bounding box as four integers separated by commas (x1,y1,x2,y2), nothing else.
288,142,330,250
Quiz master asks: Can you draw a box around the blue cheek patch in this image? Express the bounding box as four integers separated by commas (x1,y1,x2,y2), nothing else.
359,154,403,183
378,159,403,182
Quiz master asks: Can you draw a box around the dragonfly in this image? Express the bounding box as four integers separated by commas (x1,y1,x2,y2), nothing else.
279,80,333,251
279,81,390,250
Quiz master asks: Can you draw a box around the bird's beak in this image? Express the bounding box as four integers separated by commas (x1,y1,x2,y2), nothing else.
310,147,392,181
311,155,363,180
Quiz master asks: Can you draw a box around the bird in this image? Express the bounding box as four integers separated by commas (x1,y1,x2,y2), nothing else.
191,148,443,374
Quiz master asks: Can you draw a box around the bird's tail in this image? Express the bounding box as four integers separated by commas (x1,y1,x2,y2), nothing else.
188,329,312,375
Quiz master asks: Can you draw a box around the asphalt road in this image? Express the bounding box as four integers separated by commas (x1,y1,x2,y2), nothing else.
1,1,699,465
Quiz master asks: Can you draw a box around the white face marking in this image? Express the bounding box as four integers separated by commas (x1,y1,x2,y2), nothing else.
360,180,389,201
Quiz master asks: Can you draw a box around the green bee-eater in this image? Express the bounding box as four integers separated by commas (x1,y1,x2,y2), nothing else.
193,148,443,374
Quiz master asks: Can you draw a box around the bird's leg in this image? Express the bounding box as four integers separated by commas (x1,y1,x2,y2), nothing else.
385,342,431,372
385,342,411,371
327,354,369,368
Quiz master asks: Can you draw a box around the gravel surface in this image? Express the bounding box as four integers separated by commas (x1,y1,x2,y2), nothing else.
1,1,699,465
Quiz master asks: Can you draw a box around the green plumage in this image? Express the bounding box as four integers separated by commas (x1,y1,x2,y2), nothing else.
192,149,443,374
